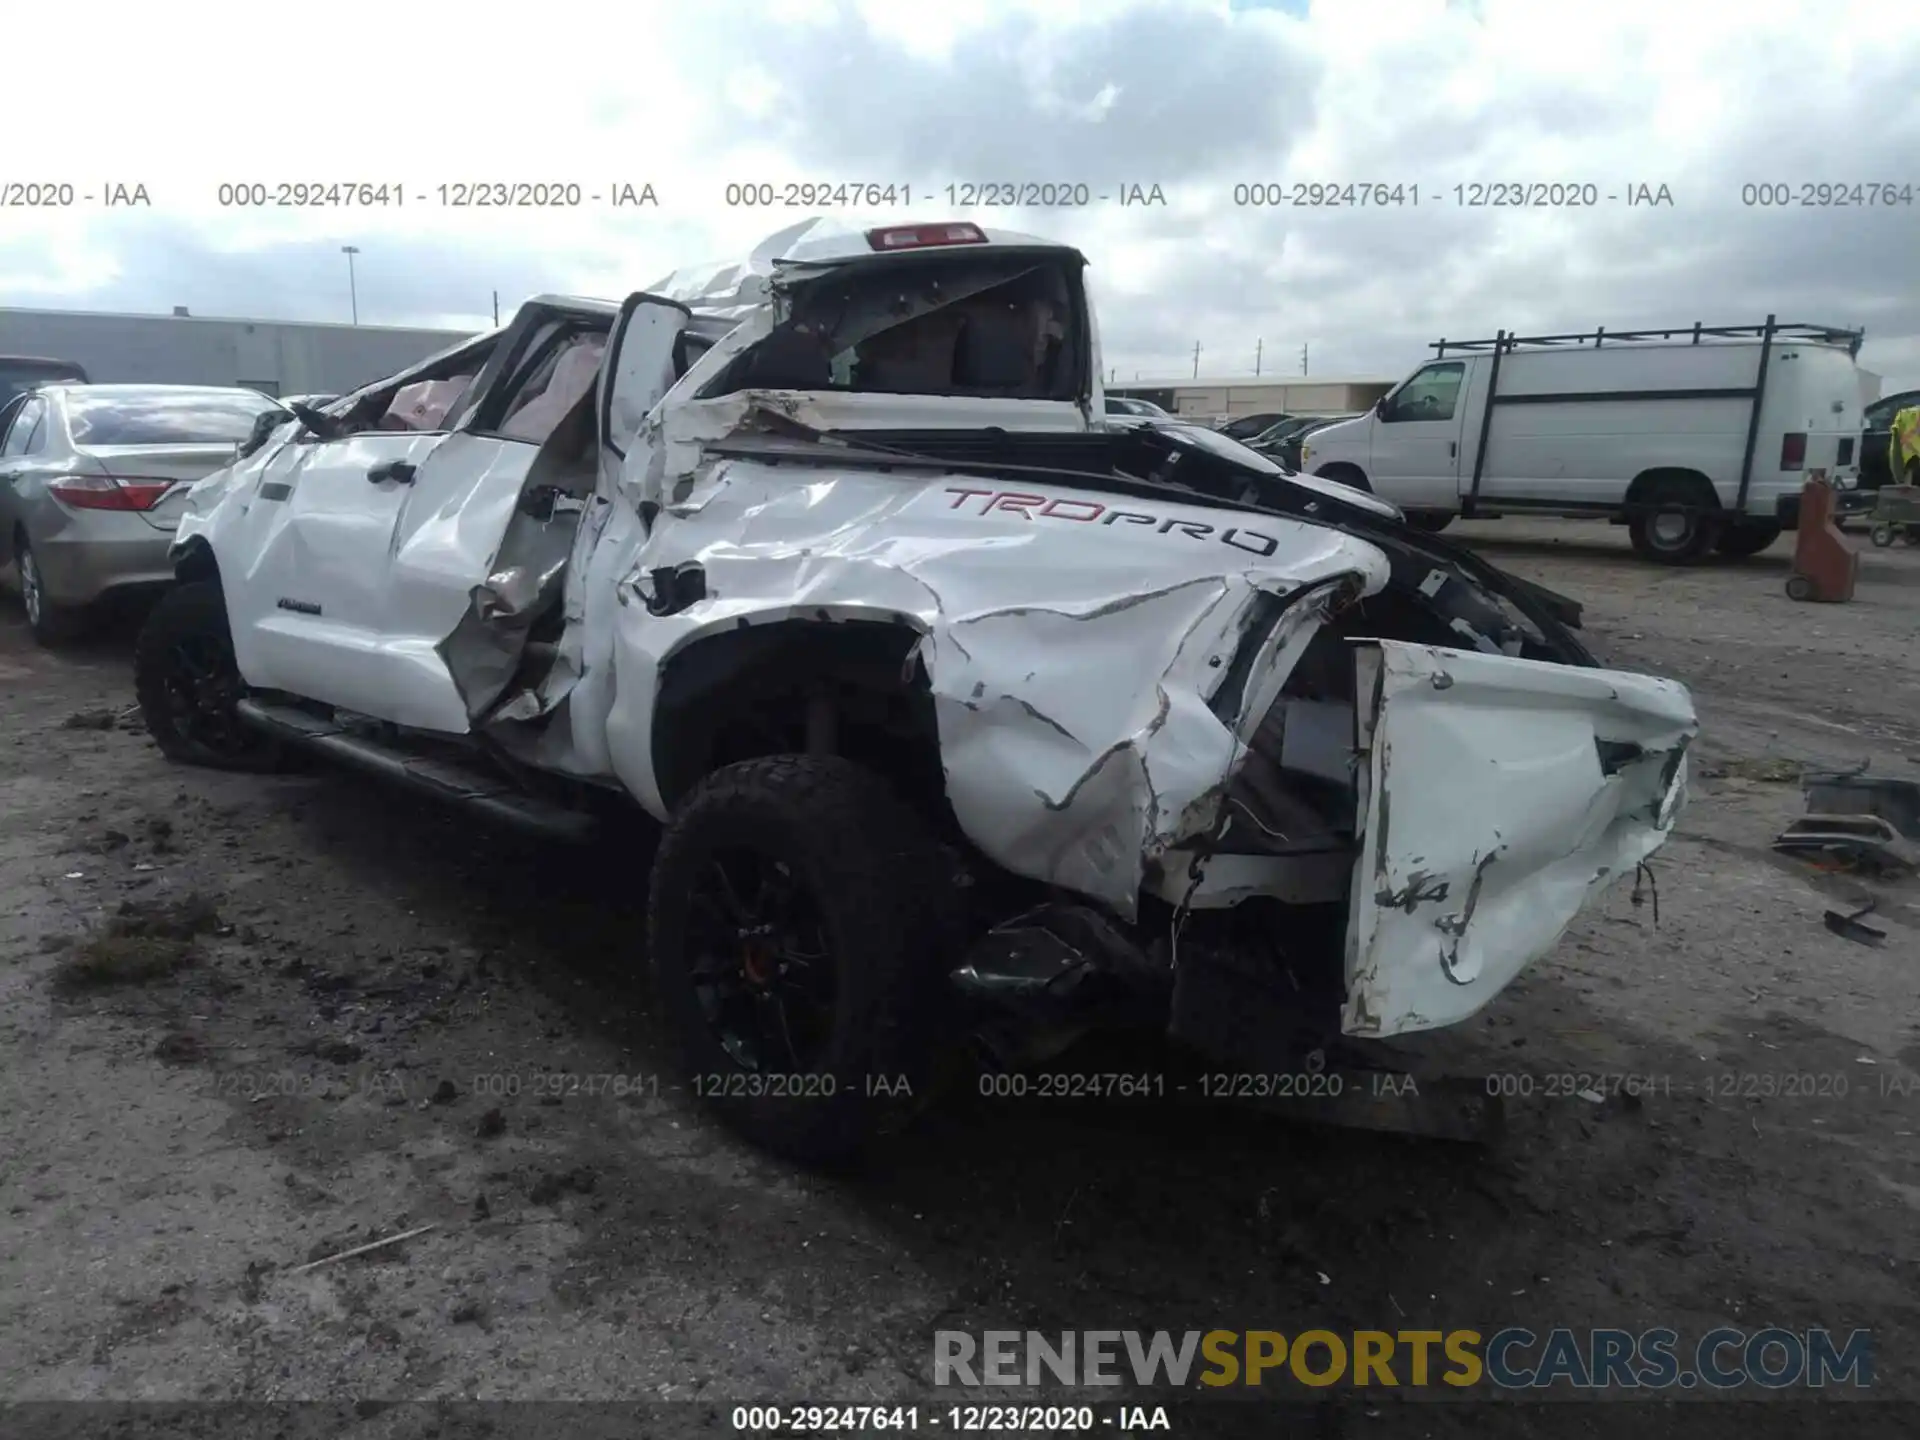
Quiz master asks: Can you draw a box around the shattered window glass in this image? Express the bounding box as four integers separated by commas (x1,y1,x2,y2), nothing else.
719,255,1084,401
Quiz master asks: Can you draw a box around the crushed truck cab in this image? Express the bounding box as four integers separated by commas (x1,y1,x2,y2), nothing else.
147,217,1697,1159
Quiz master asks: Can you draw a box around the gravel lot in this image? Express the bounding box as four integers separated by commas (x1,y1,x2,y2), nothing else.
2,519,1917,1435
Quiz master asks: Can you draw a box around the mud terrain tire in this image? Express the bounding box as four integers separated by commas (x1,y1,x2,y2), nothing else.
135,581,287,772
648,755,960,1164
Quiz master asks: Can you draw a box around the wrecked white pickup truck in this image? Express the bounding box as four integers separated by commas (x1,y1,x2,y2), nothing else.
136,217,1697,1160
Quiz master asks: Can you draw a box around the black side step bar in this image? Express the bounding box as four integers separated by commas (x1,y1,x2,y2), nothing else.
235,699,598,844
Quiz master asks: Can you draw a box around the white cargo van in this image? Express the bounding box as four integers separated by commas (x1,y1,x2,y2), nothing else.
1299,320,1867,563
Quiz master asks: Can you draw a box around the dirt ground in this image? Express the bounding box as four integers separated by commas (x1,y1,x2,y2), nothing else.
2,519,1917,1435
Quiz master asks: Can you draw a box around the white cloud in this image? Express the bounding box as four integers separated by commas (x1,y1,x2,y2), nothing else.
3,0,1916,387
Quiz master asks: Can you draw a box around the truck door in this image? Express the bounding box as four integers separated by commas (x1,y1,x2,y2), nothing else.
234,308,616,733
226,428,454,712
1367,360,1469,509
367,321,614,732
596,290,695,495
545,291,693,776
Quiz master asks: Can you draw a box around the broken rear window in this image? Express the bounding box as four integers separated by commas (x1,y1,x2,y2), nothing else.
709,253,1086,402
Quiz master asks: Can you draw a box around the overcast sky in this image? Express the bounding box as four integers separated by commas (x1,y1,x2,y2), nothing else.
4,0,1916,389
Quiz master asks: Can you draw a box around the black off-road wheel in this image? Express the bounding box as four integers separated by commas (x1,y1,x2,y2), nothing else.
647,755,961,1164
1627,478,1722,565
1714,520,1783,558
134,581,286,772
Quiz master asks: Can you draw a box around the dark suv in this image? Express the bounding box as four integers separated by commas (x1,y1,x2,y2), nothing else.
1862,389,1920,490
0,356,89,409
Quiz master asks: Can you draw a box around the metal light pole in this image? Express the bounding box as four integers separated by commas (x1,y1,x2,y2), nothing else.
341,245,361,325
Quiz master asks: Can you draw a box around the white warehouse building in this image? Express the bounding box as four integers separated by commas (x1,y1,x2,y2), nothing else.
0,306,478,399
1107,374,1398,423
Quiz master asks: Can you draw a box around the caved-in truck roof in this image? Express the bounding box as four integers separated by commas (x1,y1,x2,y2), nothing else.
648,217,1087,320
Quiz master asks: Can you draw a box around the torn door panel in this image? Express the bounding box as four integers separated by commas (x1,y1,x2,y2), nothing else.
435,390,605,723
455,291,700,766
436,507,578,724
1344,641,1696,1037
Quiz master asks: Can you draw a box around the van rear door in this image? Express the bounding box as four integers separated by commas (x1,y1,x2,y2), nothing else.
1763,344,1864,495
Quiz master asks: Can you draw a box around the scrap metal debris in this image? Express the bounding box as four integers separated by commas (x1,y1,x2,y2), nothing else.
1774,769,1920,875
1805,770,1920,835
1823,902,1887,948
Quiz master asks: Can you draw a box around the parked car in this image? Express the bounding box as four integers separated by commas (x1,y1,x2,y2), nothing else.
1860,389,1920,491
0,356,88,409
1219,411,1292,441
1104,395,1171,418
139,217,1696,1162
1299,323,1867,563
0,384,290,644
1243,416,1305,448
1245,414,1328,456
1271,414,1361,473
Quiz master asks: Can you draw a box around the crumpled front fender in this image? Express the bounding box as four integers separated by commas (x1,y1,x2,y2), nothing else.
165,461,252,569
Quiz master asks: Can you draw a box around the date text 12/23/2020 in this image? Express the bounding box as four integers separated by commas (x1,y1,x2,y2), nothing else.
730,1404,1171,1433
721,182,1168,208
1230,181,1675,207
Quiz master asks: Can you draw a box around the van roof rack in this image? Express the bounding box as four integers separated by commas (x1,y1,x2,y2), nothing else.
1433,321,1865,360
1434,313,1866,523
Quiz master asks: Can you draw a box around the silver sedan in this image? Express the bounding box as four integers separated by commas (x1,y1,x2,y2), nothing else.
0,384,290,644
